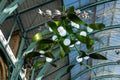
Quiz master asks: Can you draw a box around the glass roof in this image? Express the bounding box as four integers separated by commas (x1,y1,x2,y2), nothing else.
1,0,120,80
64,0,91,9
64,0,120,80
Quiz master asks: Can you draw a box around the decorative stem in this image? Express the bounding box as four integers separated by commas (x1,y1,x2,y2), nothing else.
74,44,82,56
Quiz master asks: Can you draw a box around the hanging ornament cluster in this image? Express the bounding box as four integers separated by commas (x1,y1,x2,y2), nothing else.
24,6,107,69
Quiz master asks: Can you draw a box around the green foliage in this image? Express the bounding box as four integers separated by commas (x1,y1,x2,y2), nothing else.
36,39,54,50
75,34,94,49
24,52,40,59
54,21,61,26
67,65,74,73
32,33,42,42
67,6,75,14
47,21,58,33
89,23,105,30
68,14,85,25
60,40,70,53
59,46,66,58
24,6,107,79
89,53,107,60
33,61,46,68
79,50,87,57
44,52,55,58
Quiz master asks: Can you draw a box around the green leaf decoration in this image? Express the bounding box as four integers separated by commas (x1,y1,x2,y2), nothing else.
44,52,55,58
66,25,74,34
71,40,77,45
89,23,105,30
60,46,65,58
36,39,54,50
80,62,83,65
60,6,66,12
24,52,40,59
60,40,70,54
32,33,42,42
54,21,61,26
36,43,50,50
89,53,107,60
50,63,57,67
67,6,75,14
75,33,86,43
47,21,58,33
39,39,54,43
86,38,94,50
75,34,94,49
79,50,87,57
67,14,85,25
33,61,46,68
67,65,74,73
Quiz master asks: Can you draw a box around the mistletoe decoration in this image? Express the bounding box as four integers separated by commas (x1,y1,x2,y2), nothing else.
24,6,107,70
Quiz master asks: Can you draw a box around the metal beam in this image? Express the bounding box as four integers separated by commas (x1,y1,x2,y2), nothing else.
43,57,69,79
0,29,16,64
7,0,57,19
16,38,25,59
71,61,118,80
79,0,114,10
88,45,120,55
0,42,15,66
0,29,27,80
16,15,25,34
30,63,35,80
36,49,60,80
36,63,50,80
15,15,30,47
26,23,45,32
7,19,17,43
0,0,25,24
54,65,69,80
10,42,37,80
0,0,7,11
92,74,120,80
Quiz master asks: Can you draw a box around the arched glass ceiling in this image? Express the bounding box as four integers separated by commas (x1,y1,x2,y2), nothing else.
64,0,120,80
1,0,120,80
64,0,92,9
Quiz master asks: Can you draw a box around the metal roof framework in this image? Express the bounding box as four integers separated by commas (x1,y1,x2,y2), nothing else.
0,0,120,80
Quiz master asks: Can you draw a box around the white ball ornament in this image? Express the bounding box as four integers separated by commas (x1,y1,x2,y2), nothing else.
71,21,79,29
75,9,81,14
59,31,67,37
46,57,53,62
54,10,61,16
57,26,67,37
49,27,53,32
69,44,74,47
52,35,57,41
63,38,71,46
80,31,87,37
84,56,90,60
39,50,45,54
76,41,81,45
57,26,64,32
76,56,83,62
38,9,43,15
87,27,93,33
45,9,52,16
